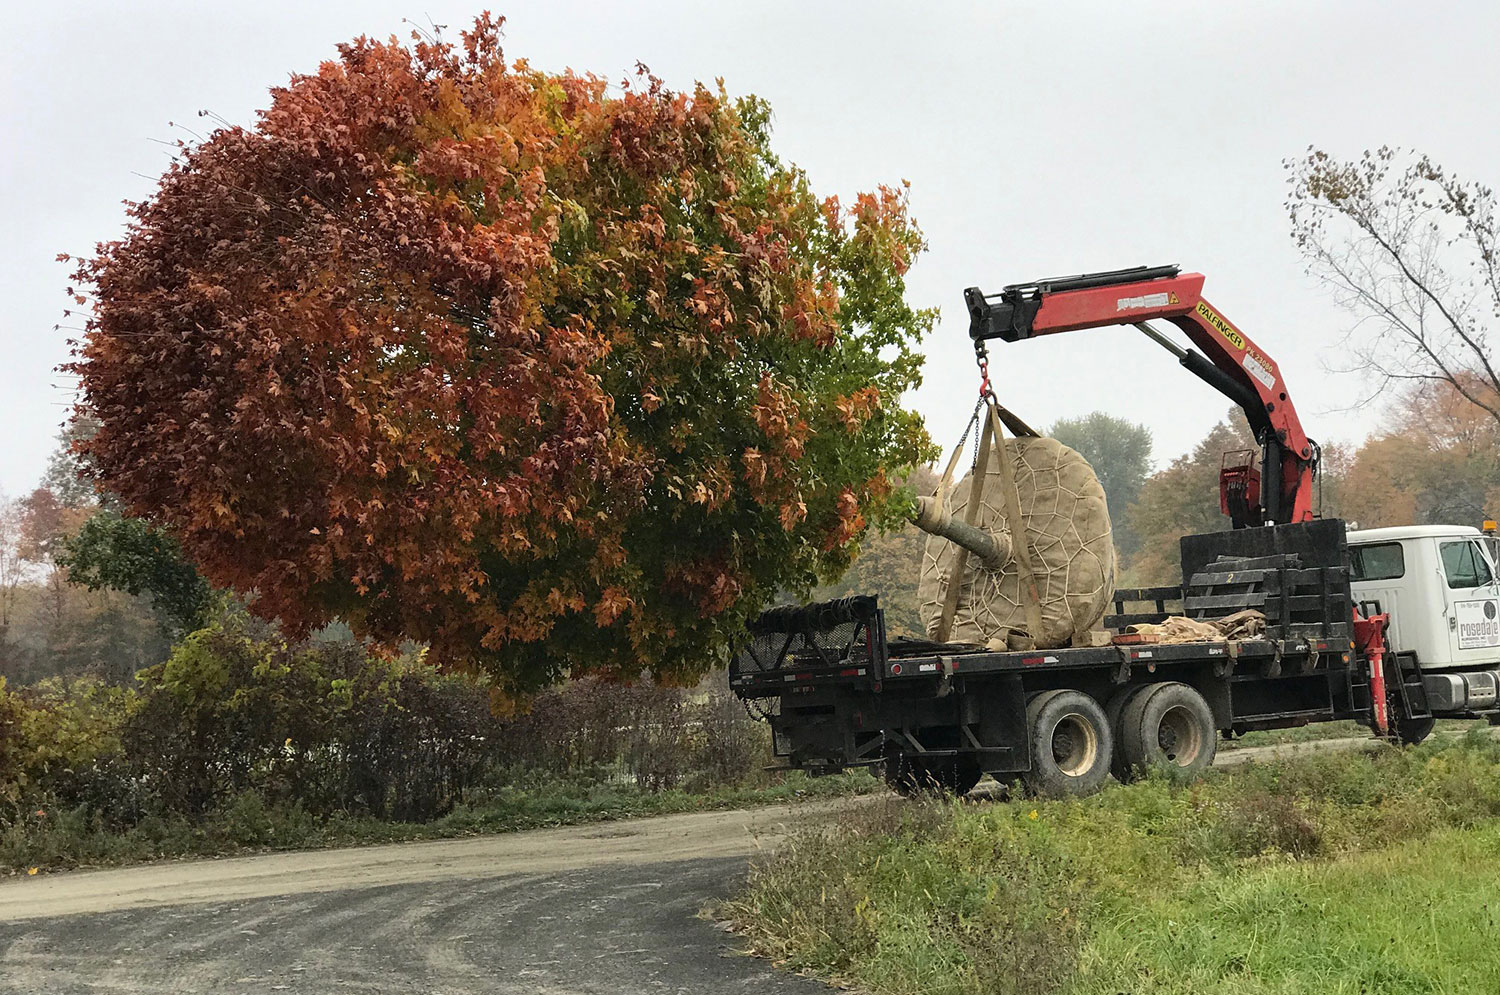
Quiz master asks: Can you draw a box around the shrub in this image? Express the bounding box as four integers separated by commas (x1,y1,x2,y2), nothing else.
122,618,505,821
489,672,771,793
1212,789,1324,858
686,684,771,792
1,612,781,854
1,678,134,825
492,677,659,782
0,679,23,811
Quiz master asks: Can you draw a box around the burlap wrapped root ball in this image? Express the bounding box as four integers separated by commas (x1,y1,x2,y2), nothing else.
918,437,1115,649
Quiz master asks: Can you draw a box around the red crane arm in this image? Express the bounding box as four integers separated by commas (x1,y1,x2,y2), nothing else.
964,265,1315,526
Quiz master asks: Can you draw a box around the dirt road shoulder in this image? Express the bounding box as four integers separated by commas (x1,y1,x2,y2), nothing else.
1,801,839,922
0,735,1384,922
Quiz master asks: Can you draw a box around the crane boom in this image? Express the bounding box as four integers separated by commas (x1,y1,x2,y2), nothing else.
964,265,1316,527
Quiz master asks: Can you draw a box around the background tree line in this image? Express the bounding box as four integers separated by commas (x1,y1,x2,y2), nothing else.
12,375,1493,686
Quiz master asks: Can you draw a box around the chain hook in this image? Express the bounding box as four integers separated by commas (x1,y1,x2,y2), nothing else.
974,340,994,400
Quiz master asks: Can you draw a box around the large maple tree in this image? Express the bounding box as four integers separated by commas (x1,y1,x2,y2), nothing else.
67,16,933,695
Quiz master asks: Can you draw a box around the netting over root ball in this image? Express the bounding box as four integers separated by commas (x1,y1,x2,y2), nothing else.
917,437,1115,649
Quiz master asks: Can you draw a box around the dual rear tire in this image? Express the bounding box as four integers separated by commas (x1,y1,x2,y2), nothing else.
1021,689,1114,797
882,681,1219,799
1023,682,1217,796
1108,682,1216,782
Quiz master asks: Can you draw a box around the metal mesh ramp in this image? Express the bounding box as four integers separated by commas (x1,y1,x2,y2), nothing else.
731,595,886,682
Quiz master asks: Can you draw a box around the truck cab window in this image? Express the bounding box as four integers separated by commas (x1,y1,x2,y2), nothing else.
1350,543,1405,581
1440,540,1493,589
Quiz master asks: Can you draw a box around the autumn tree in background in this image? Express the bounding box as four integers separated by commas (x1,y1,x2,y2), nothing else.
1121,415,1255,585
1287,147,1500,433
16,488,90,666
1049,412,1152,556
1312,439,1352,523
1339,377,1500,529
67,17,933,696
0,480,171,686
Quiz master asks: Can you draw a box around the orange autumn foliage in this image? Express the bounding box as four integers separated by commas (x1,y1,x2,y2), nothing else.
67,16,933,695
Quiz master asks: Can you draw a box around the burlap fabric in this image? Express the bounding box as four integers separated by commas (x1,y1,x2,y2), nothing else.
918,437,1115,649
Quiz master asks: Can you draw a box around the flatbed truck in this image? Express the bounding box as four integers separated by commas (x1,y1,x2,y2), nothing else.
728,267,1500,796
730,518,1500,796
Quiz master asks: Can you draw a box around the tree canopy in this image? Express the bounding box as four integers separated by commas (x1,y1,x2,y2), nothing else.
1121,414,1254,585
1286,146,1500,535
1048,412,1152,556
1339,378,1500,530
66,17,933,696
60,511,213,639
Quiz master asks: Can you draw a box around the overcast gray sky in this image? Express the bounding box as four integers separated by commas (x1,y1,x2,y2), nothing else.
4,0,1498,498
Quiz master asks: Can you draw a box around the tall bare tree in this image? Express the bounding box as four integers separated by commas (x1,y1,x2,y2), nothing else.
1287,147,1500,432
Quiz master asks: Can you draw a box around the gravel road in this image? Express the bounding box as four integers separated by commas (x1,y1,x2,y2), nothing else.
0,857,829,994
0,736,1383,994
0,804,837,994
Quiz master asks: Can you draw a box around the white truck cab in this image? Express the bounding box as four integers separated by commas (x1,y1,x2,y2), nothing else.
1349,525,1500,715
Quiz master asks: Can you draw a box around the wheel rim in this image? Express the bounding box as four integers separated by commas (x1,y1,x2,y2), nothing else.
1051,712,1099,777
1156,705,1204,766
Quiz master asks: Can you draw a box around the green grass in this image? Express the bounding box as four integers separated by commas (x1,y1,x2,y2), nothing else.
1073,825,1500,994
2,768,881,876
722,731,1500,995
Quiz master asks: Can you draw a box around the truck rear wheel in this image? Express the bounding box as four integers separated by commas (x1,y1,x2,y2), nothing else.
1117,682,1216,779
1105,686,1147,782
1021,690,1113,797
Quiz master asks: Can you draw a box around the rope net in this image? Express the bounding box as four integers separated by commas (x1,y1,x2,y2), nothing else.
917,437,1115,649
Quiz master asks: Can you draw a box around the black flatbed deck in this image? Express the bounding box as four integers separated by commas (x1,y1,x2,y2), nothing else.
729,521,1380,782
729,633,1353,696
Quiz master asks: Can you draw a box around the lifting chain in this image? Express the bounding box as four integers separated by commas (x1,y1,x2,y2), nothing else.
970,340,998,470
974,338,996,403
948,396,985,474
